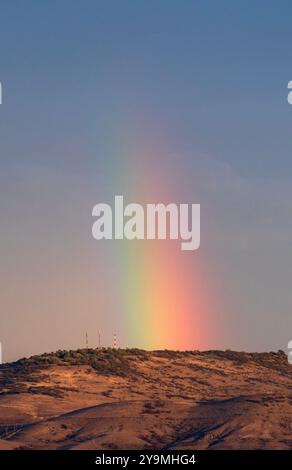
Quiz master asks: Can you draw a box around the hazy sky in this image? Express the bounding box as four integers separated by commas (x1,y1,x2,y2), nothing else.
1,1,292,361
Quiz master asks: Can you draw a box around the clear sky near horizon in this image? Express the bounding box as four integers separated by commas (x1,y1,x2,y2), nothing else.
1,1,292,361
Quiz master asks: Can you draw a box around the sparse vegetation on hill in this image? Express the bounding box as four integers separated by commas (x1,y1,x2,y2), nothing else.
0,348,150,392
0,348,289,395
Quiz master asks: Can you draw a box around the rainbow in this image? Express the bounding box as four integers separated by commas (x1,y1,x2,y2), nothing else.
98,123,222,350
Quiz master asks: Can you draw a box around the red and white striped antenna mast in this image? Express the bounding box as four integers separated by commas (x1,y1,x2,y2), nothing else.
113,333,117,349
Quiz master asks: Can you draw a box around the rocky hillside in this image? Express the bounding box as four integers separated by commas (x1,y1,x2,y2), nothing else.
0,348,291,449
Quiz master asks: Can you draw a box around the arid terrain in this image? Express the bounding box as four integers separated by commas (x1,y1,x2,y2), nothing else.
0,348,291,450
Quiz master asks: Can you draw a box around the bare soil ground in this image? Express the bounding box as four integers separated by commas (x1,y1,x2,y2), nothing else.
0,349,291,449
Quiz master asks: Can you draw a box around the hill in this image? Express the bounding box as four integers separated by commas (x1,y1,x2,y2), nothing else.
0,348,291,450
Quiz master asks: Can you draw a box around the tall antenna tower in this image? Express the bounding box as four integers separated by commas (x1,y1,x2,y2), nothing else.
85,332,89,349
98,330,101,349
113,333,117,349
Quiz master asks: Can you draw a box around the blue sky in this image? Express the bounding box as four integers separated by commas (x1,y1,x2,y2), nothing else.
1,2,292,360
1,1,292,176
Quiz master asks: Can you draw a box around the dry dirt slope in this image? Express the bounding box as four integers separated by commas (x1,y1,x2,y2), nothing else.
0,348,291,450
